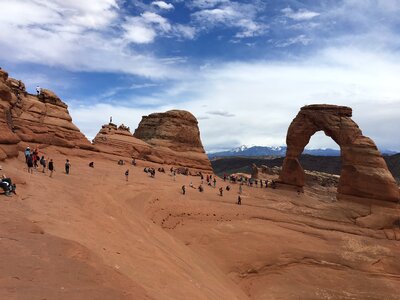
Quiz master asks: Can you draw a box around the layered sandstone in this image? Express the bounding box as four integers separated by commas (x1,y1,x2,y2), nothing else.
93,123,152,159
134,110,212,171
279,104,399,202
0,69,94,160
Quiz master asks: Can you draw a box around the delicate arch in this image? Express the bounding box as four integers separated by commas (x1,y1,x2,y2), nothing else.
279,105,399,202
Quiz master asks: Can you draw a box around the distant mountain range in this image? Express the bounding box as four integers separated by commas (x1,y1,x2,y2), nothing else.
207,145,398,159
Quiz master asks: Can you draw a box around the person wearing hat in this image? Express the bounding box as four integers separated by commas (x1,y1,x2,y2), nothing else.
24,146,31,162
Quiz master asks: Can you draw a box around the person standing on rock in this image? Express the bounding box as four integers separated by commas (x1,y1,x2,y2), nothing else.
48,159,54,178
125,169,129,181
36,85,41,96
65,159,71,175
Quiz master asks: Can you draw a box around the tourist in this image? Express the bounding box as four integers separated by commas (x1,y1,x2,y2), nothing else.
213,178,216,188
226,185,231,191
0,175,16,196
36,85,41,96
89,162,94,168
24,146,30,162
48,159,54,177
237,195,242,205
26,153,33,174
65,159,71,175
260,180,263,188
198,185,204,192
125,169,129,181
182,185,186,195
271,180,277,189
239,183,243,194
219,187,223,196
40,156,46,173
131,158,136,166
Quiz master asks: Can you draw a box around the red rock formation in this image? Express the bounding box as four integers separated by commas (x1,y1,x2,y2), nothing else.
279,104,400,202
0,69,94,160
93,123,152,159
134,110,212,171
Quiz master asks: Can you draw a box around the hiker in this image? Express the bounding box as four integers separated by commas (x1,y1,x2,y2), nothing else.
190,181,195,189
213,178,216,188
219,187,223,196
182,185,186,195
173,170,176,181
33,148,39,168
36,85,41,96
65,159,71,175
131,158,136,166
48,159,54,177
265,179,268,188
223,174,226,181
260,180,263,188
198,185,204,192
40,156,46,173
0,175,16,196
110,116,112,123
271,180,277,189
89,162,94,168
239,183,243,194
26,154,34,174
118,159,125,165
125,169,129,181
24,146,30,162
226,185,231,191
237,195,242,205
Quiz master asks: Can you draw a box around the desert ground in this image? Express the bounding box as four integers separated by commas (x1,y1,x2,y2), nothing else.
1,146,399,300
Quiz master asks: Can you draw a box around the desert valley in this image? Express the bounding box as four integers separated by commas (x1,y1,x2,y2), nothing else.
1,68,400,300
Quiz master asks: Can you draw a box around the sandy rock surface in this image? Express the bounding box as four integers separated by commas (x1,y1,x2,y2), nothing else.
0,147,399,299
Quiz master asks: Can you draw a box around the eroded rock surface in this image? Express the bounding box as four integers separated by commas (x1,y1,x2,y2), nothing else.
93,123,153,159
134,110,212,171
0,69,94,160
279,104,399,202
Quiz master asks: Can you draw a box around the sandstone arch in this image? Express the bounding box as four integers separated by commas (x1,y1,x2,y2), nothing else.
279,104,399,202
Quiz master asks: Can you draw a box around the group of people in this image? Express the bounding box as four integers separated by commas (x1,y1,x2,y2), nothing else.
24,146,71,177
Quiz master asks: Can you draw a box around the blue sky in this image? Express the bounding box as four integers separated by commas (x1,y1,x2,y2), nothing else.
1,0,400,152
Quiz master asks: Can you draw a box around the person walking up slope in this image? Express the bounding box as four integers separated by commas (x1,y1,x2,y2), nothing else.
65,159,71,175
48,159,55,178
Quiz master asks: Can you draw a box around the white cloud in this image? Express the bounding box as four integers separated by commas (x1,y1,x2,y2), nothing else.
192,2,267,38
282,7,320,21
275,34,312,47
151,1,174,10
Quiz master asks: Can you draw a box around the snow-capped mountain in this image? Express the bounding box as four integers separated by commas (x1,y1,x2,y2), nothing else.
208,145,398,159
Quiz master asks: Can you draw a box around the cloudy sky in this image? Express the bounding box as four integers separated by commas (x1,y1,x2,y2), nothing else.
1,0,400,152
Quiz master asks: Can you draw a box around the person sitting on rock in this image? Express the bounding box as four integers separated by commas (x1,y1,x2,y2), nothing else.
0,175,16,196
89,162,94,168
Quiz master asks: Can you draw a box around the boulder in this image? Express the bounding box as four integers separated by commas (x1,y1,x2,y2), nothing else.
134,110,212,171
279,104,399,203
